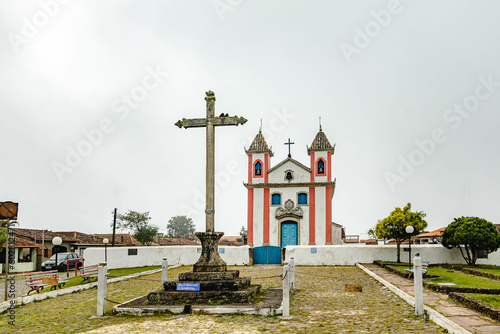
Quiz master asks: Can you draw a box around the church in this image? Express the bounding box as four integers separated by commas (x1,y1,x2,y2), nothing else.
244,126,337,250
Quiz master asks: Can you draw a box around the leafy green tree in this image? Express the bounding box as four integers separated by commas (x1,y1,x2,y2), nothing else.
375,203,428,263
167,215,196,239
134,224,159,246
0,220,16,249
115,210,158,245
237,226,247,244
442,217,500,266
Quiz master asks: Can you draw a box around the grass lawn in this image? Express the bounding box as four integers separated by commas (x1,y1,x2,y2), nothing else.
389,265,500,289
465,293,500,309
36,265,162,293
467,265,500,277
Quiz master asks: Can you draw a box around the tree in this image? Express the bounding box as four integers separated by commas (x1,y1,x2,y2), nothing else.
167,216,196,239
134,224,159,246
115,210,158,245
236,226,247,244
441,217,500,266
0,220,16,249
375,203,428,263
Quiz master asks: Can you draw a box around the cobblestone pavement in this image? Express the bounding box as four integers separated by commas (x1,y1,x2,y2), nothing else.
89,265,443,334
0,275,31,298
363,263,500,334
1,265,446,334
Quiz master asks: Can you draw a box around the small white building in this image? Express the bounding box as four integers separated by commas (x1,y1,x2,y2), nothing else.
244,127,336,251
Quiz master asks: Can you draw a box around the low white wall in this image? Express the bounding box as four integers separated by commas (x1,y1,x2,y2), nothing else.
83,244,500,269
284,245,470,266
83,246,250,269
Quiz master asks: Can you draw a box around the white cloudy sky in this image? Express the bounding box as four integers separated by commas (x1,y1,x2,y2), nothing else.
1,1,500,238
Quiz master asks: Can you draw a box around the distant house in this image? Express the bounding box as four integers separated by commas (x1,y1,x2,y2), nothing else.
94,233,146,247
413,227,446,244
332,222,343,245
359,238,378,245
0,236,40,274
219,236,243,246
10,228,109,259
154,236,197,246
343,235,360,244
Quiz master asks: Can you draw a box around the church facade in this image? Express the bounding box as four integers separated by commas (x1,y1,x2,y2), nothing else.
244,127,336,248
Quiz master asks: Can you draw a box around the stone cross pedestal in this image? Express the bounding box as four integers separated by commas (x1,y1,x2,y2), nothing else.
175,91,247,272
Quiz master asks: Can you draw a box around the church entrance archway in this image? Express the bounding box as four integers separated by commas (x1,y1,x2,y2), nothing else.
281,221,298,248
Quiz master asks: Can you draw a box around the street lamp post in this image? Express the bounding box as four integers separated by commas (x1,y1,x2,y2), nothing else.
405,225,414,269
52,237,62,271
103,238,109,262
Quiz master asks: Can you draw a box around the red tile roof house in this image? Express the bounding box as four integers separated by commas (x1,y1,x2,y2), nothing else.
0,233,40,274
384,227,446,246
413,227,446,244
219,236,244,246
5,228,112,272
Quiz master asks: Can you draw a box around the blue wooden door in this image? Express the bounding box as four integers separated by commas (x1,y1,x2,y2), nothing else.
281,222,298,248
253,246,282,264
253,246,268,264
268,246,281,264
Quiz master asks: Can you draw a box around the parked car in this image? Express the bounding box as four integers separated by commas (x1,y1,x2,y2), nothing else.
41,252,83,272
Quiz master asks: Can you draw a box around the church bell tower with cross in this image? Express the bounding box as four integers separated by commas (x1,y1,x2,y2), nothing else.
244,125,337,263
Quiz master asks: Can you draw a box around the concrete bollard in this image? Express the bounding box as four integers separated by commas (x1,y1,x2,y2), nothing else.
96,262,108,316
289,257,295,290
283,261,290,317
414,255,424,316
161,258,168,283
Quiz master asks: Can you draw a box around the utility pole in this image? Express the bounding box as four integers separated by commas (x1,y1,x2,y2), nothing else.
112,208,117,247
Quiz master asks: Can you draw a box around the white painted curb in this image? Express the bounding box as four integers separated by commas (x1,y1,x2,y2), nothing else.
356,263,471,334
0,265,180,313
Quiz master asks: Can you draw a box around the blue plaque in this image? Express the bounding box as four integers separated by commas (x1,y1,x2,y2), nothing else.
176,283,200,291
219,248,225,254
311,247,317,254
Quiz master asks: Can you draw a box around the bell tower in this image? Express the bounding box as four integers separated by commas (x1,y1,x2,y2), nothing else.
245,130,273,246
307,126,335,244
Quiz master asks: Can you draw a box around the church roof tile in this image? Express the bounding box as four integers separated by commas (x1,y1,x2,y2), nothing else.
308,129,335,154
246,131,273,154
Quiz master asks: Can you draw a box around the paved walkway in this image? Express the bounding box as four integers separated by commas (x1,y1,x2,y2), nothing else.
362,263,500,334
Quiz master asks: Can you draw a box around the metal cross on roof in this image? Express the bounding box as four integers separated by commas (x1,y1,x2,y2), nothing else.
284,138,295,157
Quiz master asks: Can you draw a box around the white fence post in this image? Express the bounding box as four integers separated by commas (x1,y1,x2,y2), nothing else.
290,257,295,290
161,257,168,283
283,261,290,317
414,254,424,316
96,262,108,316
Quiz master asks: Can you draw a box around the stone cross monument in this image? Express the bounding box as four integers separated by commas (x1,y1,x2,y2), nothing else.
175,91,247,272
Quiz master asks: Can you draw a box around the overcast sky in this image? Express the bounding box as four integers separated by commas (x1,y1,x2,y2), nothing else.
1,1,500,239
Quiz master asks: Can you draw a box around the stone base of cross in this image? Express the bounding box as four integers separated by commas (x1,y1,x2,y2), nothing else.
193,232,227,272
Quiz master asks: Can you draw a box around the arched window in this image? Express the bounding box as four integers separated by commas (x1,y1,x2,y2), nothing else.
317,159,325,175
298,193,308,205
255,161,262,176
271,193,281,205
